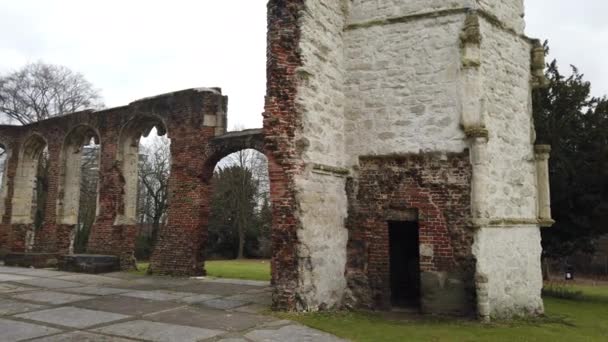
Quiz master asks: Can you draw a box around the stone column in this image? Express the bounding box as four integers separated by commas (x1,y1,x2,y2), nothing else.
535,145,554,227
469,129,490,226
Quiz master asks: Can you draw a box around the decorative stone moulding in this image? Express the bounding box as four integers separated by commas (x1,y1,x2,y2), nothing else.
460,12,482,68
535,144,554,227
531,40,549,89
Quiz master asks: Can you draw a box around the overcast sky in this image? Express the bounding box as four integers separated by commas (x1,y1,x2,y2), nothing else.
1,0,606,130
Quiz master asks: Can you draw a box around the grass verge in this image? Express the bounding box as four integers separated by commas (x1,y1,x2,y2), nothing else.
131,259,271,281
278,284,608,342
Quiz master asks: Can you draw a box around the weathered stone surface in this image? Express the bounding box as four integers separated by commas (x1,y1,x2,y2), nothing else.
74,296,182,316
178,294,220,304
0,318,62,341
58,254,120,274
120,290,194,301
93,320,225,342
11,291,94,305
0,273,33,282
4,253,58,268
198,298,248,310
15,306,130,329
0,267,343,341
0,0,548,318
245,325,346,342
419,271,471,315
0,298,47,315
145,306,275,332
59,286,129,296
12,277,82,289
29,331,137,342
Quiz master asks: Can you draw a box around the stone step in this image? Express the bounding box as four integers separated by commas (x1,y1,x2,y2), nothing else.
58,254,120,274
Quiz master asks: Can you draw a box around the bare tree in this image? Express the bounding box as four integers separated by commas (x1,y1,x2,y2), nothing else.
74,143,100,253
137,135,171,245
0,62,103,124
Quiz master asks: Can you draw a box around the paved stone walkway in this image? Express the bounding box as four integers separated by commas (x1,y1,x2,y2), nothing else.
0,265,346,341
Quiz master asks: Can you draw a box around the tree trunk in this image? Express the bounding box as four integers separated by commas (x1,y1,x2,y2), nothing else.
237,222,245,259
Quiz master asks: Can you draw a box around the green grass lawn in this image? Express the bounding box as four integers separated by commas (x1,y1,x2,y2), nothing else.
279,283,608,342
129,260,607,341
132,259,271,281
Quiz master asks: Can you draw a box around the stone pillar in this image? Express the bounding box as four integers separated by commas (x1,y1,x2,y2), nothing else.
535,145,554,227
149,89,227,277
34,141,61,253
86,129,126,263
469,131,490,225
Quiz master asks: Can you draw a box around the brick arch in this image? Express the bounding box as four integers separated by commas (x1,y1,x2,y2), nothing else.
116,115,168,225
201,128,265,181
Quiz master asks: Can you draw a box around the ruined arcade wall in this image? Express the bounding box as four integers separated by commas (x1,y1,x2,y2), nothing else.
0,89,228,273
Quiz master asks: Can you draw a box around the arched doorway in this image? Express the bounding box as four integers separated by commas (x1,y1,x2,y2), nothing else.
206,148,270,262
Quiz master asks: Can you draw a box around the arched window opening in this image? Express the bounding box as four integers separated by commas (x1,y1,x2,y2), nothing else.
207,149,270,261
58,125,101,254
117,117,170,261
135,129,170,261
0,145,8,219
11,134,47,251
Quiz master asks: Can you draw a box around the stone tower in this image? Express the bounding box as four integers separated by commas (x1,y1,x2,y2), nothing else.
265,0,550,318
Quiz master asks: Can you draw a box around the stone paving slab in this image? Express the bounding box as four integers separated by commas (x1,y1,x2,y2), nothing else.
0,274,34,282
29,331,138,342
0,298,48,315
54,274,125,286
224,293,272,306
15,306,131,329
93,320,225,342
144,306,276,332
232,303,268,314
0,268,70,278
244,324,348,342
0,318,63,341
177,293,221,304
59,286,129,296
11,290,94,305
0,266,344,342
175,282,260,296
12,277,83,289
0,282,38,294
120,290,196,301
75,295,183,316
198,298,248,310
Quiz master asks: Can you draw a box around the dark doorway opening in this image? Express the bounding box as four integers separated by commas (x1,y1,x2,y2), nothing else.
389,220,421,309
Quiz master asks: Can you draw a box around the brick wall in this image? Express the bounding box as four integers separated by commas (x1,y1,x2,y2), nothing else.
264,0,306,311
346,153,475,312
0,89,229,272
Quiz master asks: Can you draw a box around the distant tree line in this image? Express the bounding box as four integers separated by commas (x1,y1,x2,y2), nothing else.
533,42,608,264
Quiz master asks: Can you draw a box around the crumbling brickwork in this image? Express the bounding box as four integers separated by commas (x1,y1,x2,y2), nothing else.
264,0,307,311
0,89,230,272
0,0,552,319
346,154,475,314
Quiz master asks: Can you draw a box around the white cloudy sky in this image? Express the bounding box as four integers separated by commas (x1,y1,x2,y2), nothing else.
1,0,606,129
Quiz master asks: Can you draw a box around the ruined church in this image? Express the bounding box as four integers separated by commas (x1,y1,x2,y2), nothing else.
0,0,551,319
